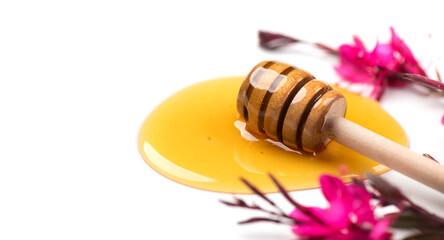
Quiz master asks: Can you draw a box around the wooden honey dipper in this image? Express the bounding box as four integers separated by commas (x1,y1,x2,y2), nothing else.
237,60,444,193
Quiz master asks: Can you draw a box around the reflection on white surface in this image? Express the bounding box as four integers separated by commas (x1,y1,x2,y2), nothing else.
143,142,215,183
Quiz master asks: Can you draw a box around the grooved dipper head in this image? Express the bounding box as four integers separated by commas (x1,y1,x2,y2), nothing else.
237,61,347,153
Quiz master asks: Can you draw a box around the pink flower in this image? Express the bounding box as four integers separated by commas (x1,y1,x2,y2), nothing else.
223,172,444,239
335,27,427,100
290,175,392,240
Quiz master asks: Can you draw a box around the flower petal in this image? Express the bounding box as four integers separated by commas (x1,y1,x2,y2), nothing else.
289,175,391,240
370,217,392,240
370,42,397,69
335,40,375,85
390,27,427,77
320,175,350,204
369,71,388,100
292,223,334,237
353,36,367,51
390,27,418,65
291,206,331,225
334,64,374,84
346,185,375,224
290,208,315,223
338,44,369,69
320,175,353,223
290,207,336,237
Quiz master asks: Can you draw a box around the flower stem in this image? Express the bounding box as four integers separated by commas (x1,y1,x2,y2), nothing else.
259,30,338,55
402,73,444,92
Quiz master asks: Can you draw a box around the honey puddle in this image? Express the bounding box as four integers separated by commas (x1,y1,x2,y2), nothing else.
138,76,408,194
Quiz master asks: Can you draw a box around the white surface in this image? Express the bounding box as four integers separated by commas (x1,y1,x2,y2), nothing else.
0,1,443,239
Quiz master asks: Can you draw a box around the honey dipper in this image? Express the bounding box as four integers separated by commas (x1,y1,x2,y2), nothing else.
237,60,444,193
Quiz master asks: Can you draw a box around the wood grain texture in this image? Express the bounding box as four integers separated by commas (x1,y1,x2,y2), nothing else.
326,117,444,193
237,61,344,152
281,80,331,150
237,61,444,193
302,90,346,152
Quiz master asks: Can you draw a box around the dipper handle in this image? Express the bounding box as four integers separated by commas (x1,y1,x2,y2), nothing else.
239,60,444,194
326,117,444,193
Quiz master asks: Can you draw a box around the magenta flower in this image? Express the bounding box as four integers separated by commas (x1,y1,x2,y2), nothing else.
222,172,444,239
335,27,427,100
290,175,392,240
259,29,443,124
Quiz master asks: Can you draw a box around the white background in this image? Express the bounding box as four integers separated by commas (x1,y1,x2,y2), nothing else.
1,1,444,239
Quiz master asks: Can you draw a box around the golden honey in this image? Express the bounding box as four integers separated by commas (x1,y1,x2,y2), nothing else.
138,76,408,194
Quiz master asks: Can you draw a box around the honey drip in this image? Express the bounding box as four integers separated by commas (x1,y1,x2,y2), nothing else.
138,77,408,194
